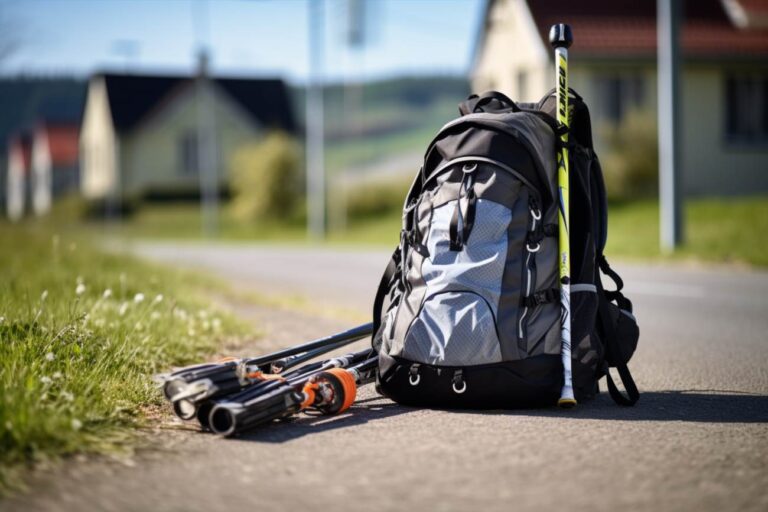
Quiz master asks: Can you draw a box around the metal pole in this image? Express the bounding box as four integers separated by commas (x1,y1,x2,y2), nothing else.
657,0,683,251
306,0,326,239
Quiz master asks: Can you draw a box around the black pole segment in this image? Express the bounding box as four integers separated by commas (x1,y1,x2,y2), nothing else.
244,322,374,367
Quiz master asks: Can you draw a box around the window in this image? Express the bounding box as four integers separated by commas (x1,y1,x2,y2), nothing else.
593,74,645,123
179,131,199,175
725,74,768,144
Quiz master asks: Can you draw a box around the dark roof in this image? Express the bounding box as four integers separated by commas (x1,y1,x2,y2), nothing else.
99,73,296,134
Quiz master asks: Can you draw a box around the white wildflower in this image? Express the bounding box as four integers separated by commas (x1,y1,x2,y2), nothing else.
75,283,86,296
188,328,196,337
61,391,74,402
198,309,208,319
41,290,48,301
71,418,82,431
174,308,188,320
150,311,161,321
153,294,163,304
45,352,55,361
5,421,11,431
134,293,145,304
202,320,211,331
0,316,5,324
103,288,113,299
53,371,63,379
135,322,143,330
212,318,222,331
40,376,52,385
118,302,129,316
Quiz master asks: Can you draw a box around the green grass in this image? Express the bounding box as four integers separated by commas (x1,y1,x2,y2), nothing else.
605,196,768,266
0,223,248,492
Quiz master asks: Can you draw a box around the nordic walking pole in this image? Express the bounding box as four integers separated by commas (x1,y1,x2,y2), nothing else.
550,23,576,408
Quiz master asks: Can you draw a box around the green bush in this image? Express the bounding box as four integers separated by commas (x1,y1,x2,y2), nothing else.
344,176,411,220
229,132,303,222
599,109,658,201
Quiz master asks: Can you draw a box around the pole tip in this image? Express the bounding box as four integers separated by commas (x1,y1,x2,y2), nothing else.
549,23,573,49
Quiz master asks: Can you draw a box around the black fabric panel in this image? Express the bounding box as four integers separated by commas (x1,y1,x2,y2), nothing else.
377,353,564,409
423,126,549,209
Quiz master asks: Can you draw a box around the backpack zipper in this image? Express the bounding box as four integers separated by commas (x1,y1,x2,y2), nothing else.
518,197,542,345
424,156,542,205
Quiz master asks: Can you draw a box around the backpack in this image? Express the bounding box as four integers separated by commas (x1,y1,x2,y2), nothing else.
372,89,640,408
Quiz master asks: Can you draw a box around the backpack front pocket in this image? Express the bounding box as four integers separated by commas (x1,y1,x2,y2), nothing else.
403,290,502,366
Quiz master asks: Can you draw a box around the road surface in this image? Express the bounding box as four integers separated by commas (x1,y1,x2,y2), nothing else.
3,243,767,512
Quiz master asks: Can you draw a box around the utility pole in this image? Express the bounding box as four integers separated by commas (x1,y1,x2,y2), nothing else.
306,0,326,239
196,49,219,237
193,0,218,238
657,0,683,251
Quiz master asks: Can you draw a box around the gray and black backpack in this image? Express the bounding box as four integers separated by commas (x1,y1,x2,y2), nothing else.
373,89,640,408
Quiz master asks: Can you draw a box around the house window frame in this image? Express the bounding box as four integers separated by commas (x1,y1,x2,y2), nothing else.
724,72,768,147
593,72,646,124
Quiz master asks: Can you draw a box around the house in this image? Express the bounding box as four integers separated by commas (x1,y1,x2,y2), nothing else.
30,121,80,216
80,63,296,203
0,77,85,214
5,134,32,221
472,0,768,196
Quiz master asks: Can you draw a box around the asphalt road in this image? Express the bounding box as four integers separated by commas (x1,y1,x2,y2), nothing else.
4,243,767,512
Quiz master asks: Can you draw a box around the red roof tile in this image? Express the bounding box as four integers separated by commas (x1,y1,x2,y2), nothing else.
527,0,768,58
39,123,79,168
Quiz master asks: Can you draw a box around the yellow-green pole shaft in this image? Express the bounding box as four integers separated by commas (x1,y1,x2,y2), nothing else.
555,44,576,407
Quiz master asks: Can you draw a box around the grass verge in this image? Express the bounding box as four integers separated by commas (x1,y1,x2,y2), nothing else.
0,223,248,493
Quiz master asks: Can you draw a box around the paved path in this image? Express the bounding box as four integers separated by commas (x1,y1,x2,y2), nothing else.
4,243,767,512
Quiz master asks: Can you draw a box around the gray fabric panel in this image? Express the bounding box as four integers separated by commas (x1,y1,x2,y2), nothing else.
428,164,521,212
571,284,597,293
497,187,529,361
402,291,502,366
524,221,560,356
421,199,510,311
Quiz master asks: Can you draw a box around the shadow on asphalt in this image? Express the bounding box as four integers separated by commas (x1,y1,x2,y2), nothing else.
233,391,768,443
237,397,412,444
485,391,768,424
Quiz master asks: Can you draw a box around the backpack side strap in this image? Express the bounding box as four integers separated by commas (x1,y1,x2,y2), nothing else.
372,247,401,336
596,264,640,406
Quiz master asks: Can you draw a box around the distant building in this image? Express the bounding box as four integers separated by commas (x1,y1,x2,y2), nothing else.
79,67,296,203
472,0,768,196
30,121,80,216
5,134,32,221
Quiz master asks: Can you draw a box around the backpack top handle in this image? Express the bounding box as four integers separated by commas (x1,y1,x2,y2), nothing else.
459,91,521,116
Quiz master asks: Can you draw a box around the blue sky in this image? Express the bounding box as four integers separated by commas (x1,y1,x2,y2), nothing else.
1,0,484,83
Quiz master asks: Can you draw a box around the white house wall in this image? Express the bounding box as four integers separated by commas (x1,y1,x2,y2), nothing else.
681,65,768,196
119,79,260,197
80,76,119,200
31,128,52,216
6,147,25,221
471,0,550,101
